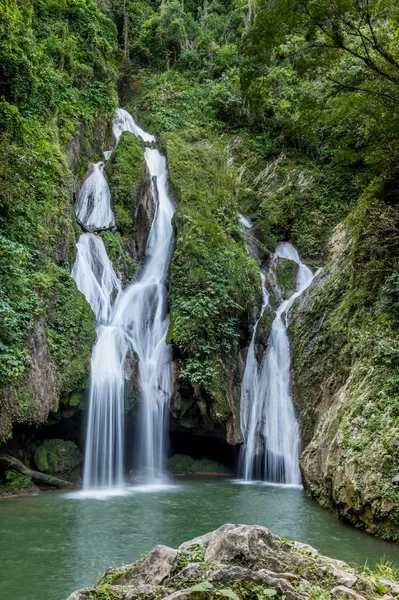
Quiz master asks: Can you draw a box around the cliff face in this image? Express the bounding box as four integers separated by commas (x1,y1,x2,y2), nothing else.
291,203,399,539
0,118,118,441
0,0,119,441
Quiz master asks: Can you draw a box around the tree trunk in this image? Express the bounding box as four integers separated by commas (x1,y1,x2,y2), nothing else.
0,455,74,489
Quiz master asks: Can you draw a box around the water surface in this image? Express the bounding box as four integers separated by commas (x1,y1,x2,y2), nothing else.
0,478,397,600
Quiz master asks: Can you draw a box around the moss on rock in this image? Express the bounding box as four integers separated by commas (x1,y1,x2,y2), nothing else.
105,130,148,281
34,439,82,479
67,524,398,600
45,265,96,395
162,130,260,426
0,469,37,497
275,258,298,300
291,193,399,539
167,454,228,474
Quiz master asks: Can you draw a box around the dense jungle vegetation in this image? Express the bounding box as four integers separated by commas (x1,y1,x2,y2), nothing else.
1,0,399,535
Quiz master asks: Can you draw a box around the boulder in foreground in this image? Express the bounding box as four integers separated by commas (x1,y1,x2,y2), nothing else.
66,524,399,600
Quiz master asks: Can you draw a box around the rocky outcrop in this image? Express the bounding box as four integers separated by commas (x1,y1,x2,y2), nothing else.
0,320,59,440
66,524,397,600
290,223,399,538
0,115,114,443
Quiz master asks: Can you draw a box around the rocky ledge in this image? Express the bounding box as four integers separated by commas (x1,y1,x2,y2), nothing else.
67,524,399,600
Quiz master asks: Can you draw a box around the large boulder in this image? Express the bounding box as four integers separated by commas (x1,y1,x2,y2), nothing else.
34,439,82,482
66,524,393,600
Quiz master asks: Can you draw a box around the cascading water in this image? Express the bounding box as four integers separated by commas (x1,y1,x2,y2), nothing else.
113,108,155,144
75,162,114,230
72,233,120,324
72,109,174,490
110,147,174,482
239,239,315,485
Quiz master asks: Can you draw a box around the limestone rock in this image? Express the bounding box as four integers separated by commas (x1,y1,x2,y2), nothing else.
113,545,178,586
66,524,397,600
330,586,367,600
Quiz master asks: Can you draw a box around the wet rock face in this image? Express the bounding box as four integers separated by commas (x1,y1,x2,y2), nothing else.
0,320,59,440
290,225,399,537
66,524,393,600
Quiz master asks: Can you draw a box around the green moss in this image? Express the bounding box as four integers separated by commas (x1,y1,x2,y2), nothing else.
45,265,95,395
1,470,33,492
167,454,227,474
275,259,298,299
34,446,49,473
163,131,260,417
103,130,147,281
291,192,399,538
100,231,136,283
34,439,82,476
98,566,128,586
106,130,146,232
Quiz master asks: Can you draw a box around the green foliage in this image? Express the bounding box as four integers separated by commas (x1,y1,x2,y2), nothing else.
173,544,206,574
0,0,119,432
163,131,260,411
33,439,82,476
45,265,96,394
106,130,146,230
0,0,118,135
115,0,249,74
187,580,279,599
1,469,32,492
97,566,128,586
0,235,41,385
167,454,227,474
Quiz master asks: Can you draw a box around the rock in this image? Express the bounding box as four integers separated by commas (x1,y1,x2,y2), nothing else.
33,439,82,481
391,474,399,484
125,584,171,600
0,320,59,440
378,579,399,596
66,524,398,600
112,545,178,586
330,586,367,599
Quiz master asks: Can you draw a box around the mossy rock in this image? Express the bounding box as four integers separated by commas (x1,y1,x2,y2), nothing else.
34,439,82,478
1,470,33,491
104,131,147,281
45,265,96,395
275,257,298,300
162,131,260,417
106,131,146,232
167,454,228,474
100,230,136,284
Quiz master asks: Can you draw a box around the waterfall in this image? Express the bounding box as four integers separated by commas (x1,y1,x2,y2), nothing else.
112,108,155,144
72,233,120,324
239,240,315,485
108,146,174,483
75,162,114,230
72,109,174,490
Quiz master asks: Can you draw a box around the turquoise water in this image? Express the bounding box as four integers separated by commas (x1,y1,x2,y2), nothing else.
0,478,397,600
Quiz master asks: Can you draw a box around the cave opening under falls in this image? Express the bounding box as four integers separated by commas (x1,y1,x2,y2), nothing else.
239,242,315,485
72,109,175,491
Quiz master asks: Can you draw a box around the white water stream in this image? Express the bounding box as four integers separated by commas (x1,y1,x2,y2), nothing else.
239,238,315,484
75,162,114,230
72,233,120,324
72,109,174,490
